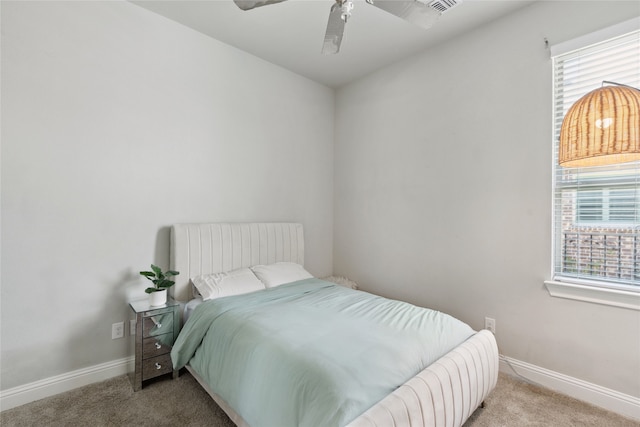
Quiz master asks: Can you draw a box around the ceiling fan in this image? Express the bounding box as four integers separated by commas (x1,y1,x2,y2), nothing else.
233,0,463,54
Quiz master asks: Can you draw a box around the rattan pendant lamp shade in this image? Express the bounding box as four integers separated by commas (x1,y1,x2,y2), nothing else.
559,83,640,167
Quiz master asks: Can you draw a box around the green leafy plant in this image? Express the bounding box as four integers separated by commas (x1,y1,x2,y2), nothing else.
140,264,180,294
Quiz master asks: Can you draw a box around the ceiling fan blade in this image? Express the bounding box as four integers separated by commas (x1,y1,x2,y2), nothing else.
369,0,441,30
233,0,287,11
322,2,347,55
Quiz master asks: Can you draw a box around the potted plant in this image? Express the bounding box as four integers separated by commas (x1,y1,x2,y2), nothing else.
140,264,179,306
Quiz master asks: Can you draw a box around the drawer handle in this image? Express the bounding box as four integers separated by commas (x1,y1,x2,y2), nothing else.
150,316,161,329
155,362,162,370
155,342,162,350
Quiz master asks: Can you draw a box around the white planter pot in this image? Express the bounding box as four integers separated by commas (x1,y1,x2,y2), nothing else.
149,289,167,306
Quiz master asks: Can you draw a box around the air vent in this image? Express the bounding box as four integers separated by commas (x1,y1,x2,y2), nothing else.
428,0,462,14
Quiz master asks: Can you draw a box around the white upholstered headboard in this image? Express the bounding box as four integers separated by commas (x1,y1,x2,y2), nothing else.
170,223,304,302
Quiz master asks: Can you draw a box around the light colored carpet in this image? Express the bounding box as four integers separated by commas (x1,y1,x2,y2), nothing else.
1,371,637,426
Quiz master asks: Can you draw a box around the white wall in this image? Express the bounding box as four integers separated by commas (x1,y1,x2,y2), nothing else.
1,1,334,390
334,0,640,398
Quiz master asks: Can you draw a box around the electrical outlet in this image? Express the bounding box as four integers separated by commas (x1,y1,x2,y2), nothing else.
484,317,496,334
112,321,124,339
130,320,136,336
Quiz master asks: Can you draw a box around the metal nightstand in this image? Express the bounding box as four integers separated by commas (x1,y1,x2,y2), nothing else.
129,297,180,391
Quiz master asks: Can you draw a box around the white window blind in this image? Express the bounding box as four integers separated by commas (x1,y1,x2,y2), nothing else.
551,29,640,290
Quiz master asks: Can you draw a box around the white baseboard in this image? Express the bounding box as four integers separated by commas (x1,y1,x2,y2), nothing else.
0,356,134,411
2,355,638,421
499,356,640,421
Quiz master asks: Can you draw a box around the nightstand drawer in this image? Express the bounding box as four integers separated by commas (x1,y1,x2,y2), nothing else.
142,334,172,359
142,313,174,338
142,354,173,380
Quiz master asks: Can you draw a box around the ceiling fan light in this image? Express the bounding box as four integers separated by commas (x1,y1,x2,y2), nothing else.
558,84,640,167
340,1,354,22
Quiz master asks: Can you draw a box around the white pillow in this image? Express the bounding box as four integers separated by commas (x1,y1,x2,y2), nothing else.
251,262,313,288
190,268,265,301
322,275,359,290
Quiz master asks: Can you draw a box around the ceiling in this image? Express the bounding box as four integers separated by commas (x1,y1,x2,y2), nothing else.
132,0,536,88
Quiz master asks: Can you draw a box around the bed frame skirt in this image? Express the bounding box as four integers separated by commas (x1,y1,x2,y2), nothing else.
185,329,498,427
348,329,498,426
186,365,252,427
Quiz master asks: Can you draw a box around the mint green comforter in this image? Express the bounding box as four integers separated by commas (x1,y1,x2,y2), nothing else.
171,279,474,427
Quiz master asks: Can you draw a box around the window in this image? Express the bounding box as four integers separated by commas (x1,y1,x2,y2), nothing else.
547,22,640,309
576,187,639,225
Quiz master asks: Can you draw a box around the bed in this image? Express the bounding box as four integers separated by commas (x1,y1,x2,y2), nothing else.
169,222,499,427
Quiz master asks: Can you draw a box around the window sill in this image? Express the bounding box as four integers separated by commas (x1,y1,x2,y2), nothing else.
544,280,640,311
